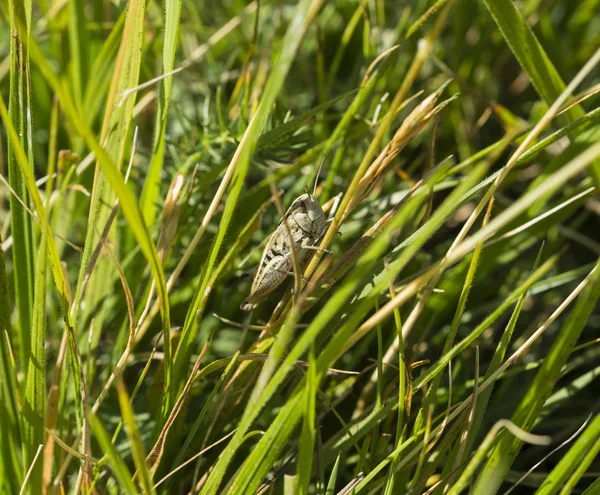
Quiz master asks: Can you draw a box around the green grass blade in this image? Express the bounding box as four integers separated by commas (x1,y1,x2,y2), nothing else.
7,0,35,368
325,454,341,495
139,0,183,227
231,389,307,495
89,413,138,495
22,130,53,495
67,0,89,110
535,413,600,495
24,8,172,397
581,476,600,495
474,258,600,494
295,348,318,495
256,88,358,150
117,379,156,495
81,12,126,126
482,0,600,184
197,3,325,493
482,0,583,122
0,233,22,493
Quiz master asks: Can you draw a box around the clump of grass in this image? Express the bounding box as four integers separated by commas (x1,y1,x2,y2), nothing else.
1,1,600,494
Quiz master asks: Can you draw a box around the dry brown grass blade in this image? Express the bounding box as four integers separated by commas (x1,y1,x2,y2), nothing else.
157,173,186,263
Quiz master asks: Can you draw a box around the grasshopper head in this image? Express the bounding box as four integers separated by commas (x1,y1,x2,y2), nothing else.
285,193,327,237
290,193,325,222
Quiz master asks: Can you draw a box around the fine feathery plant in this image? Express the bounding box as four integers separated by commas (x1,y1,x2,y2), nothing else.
1,0,600,494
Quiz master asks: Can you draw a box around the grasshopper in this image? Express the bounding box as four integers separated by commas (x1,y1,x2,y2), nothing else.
241,168,331,311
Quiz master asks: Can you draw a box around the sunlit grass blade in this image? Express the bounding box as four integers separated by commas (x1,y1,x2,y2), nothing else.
117,378,156,495
197,3,326,493
295,348,318,494
474,257,600,493
89,413,138,495
535,413,600,495
482,0,600,185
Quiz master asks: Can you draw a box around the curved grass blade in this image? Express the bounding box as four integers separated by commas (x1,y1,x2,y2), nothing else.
474,257,600,494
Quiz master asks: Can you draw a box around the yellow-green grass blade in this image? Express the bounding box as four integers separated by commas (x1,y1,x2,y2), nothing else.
117,379,156,495
535,413,600,495
474,257,600,494
89,412,138,495
295,348,318,495
21,96,60,495
139,0,183,227
67,0,89,112
73,0,151,364
82,11,126,127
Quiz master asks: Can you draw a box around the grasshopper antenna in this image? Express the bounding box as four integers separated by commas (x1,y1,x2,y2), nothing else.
313,157,325,196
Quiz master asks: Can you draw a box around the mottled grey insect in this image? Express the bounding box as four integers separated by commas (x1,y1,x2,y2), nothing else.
241,179,330,311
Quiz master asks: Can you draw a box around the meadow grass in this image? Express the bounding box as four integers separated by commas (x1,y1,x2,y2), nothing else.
1,0,600,494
